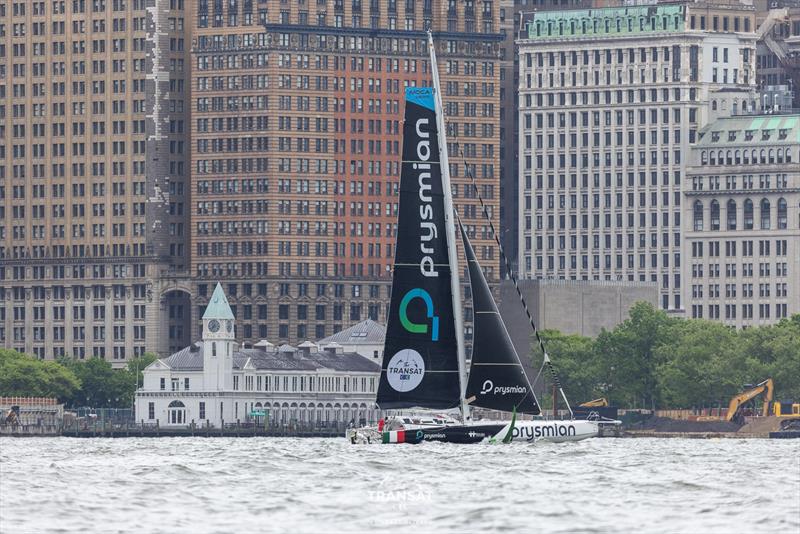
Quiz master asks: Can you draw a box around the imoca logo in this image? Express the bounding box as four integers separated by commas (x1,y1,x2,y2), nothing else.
399,288,439,341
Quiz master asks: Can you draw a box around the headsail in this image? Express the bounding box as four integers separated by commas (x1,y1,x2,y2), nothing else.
375,87,461,410
461,224,540,414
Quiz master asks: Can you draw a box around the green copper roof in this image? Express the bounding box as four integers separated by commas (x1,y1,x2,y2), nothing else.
525,5,685,40
695,114,800,147
202,282,235,320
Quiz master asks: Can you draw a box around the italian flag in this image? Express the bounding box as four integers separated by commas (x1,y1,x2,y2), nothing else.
382,430,408,444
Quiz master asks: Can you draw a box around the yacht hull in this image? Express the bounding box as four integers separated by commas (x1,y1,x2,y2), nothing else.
347,419,620,444
491,420,602,443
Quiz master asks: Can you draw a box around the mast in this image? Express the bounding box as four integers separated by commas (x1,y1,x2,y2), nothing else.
428,31,470,421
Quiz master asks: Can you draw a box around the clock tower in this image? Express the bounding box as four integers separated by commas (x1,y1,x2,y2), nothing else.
202,282,235,391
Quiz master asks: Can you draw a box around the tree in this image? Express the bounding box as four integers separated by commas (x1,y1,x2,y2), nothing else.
60,357,132,408
0,349,81,402
654,320,748,408
536,330,598,404
592,302,675,409
738,315,800,400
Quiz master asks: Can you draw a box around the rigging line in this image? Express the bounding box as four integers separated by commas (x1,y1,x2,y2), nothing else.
456,148,546,354
457,147,569,404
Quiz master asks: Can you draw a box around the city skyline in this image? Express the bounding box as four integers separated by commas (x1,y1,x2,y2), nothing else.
2,0,799,364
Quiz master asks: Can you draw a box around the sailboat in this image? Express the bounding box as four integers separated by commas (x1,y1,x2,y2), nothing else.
347,32,620,445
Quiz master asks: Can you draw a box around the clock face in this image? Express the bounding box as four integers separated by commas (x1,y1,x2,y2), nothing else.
208,319,220,333
226,320,234,333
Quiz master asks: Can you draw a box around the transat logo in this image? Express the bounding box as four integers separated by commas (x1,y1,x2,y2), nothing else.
399,288,439,341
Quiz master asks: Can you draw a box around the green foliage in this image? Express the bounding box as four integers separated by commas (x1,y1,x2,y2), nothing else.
532,304,800,409
537,330,597,404
0,349,163,408
0,349,81,401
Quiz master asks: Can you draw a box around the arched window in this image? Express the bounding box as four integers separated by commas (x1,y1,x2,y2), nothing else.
744,199,754,230
710,200,720,230
712,100,718,111
701,150,708,165
768,149,775,164
727,199,737,230
786,148,792,163
693,200,704,231
777,198,787,229
735,150,741,165
777,148,784,163
743,151,750,164
726,150,732,165
752,149,758,163
760,198,771,229
168,400,186,424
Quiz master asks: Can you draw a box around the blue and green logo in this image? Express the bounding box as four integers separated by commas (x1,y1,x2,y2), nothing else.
399,288,439,341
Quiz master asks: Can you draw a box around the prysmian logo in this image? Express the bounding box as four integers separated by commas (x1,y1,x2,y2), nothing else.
513,424,577,440
386,349,426,392
399,288,439,341
480,379,526,396
414,117,440,279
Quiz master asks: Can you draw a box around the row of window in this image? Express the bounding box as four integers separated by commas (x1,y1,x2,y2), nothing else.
159,374,377,394
700,147,793,166
692,198,791,231
690,303,790,321
690,282,790,299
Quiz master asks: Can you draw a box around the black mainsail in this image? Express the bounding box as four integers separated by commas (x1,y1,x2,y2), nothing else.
461,225,540,415
375,87,462,410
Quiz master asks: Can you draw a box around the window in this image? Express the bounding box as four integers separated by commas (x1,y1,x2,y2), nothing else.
744,199,753,230
710,200,720,231
760,199,771,230
160,378,165,390
777,198,787,229
727,200,737,230
693,201,703,231
167,400,186,424
199,402,206,420
148,402,155,420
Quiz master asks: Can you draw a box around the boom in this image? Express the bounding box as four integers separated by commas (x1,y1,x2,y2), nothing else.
726,379,774,422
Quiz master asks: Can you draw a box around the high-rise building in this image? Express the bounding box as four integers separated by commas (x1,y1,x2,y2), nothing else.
0,0,191,364
517,3,757,313
684,113,799,326
497,0,594,276
189,0,503,345
754,1,800,107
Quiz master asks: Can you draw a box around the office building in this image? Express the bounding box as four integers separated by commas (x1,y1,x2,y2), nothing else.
189,0,503,344
0,0,191,363
684,113,799,326
517,2,757,313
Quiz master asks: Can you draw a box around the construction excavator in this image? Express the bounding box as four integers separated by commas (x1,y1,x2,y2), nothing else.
579,398,609,408
726,379,800,423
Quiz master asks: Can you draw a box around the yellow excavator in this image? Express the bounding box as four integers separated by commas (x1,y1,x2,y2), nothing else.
579,398,609,408
725,379,800,422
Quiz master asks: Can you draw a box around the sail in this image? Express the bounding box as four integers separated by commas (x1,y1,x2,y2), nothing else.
376,87,461,410
461,225,540,415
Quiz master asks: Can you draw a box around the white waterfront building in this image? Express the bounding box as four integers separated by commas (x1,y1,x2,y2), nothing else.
135,284,381,428
318,319,386,362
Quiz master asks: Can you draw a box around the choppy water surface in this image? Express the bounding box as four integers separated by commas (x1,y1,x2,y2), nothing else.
1,437,798,534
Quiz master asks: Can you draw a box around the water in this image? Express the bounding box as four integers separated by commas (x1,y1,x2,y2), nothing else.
1,437,798,534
